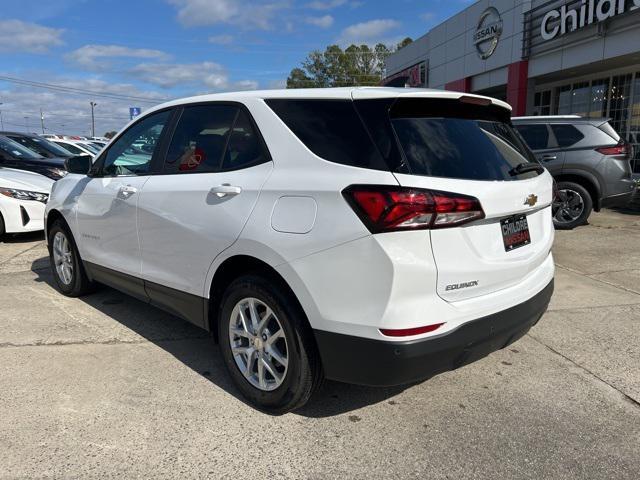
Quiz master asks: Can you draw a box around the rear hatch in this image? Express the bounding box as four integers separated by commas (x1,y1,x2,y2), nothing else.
355,93,554,302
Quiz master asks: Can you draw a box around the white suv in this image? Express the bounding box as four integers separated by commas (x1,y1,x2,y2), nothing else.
45,88,555,413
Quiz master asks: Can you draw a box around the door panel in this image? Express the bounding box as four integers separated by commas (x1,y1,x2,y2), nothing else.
138,162,273,296
75,176,149,277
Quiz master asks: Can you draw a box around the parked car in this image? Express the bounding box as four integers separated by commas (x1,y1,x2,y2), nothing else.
0,135,68,180
1,131,77,159
512,116,636,229
45,88,555,413
51,139,97,158
0,167,53,239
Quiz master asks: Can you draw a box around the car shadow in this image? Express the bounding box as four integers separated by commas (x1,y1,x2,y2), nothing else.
1,231,45,243
30,260,405,417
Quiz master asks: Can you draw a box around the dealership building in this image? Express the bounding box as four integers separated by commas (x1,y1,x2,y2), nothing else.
383,0,640,172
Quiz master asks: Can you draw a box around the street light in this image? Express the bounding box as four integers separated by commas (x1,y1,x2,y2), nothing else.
24,116,29,133
90,101,98,138
0,102,3,130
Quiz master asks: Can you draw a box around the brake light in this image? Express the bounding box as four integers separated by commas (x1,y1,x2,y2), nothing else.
596,143,629,157
380,323,445,337
343,185,485,232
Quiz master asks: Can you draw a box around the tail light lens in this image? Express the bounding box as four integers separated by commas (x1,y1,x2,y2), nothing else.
342,185,485,233
596,143,630,158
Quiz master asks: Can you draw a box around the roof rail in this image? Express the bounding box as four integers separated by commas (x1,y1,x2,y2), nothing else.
512,115,582,120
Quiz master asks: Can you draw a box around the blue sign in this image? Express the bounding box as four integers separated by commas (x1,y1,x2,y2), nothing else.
129,107,141,119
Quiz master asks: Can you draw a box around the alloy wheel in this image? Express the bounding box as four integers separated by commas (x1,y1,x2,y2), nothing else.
52,231,74,285
228,297,289,391
552,188,585,225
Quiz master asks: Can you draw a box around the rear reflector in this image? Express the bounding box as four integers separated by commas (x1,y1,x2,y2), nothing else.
380,323,445,337
596,143,629,157
343,185,485,232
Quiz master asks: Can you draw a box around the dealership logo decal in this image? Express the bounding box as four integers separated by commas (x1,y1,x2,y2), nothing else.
541,0,640,41
474,7,503,59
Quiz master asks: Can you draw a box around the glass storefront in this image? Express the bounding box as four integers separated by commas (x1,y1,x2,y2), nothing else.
536,70,640,173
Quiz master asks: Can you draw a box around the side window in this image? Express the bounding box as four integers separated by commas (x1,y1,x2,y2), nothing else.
56,142,82,155
551,124,585,148
103,110,170,176
266,99,388,171
515,124,550,150
164,105,237,174
222,109,267,171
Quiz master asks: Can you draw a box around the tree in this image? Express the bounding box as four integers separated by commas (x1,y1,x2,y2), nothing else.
104,131,117,139
286,38,412,89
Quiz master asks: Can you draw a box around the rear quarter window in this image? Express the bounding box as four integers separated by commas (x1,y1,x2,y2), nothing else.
266,99,388,171
550,124,585,148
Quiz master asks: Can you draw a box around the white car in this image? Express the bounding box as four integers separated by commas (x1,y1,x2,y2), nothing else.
45,87,555,412
51,139,98,158
0,167,53,238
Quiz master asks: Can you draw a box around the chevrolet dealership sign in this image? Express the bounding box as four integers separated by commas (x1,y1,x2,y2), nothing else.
541,0,640,41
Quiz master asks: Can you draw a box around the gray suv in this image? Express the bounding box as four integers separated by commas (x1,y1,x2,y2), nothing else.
513,116,636,229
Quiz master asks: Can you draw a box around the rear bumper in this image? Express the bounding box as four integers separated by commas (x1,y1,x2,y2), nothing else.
314,279,554,387
600,188,635,209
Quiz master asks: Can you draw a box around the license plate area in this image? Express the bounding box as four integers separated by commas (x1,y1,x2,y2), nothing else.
501,214,531,252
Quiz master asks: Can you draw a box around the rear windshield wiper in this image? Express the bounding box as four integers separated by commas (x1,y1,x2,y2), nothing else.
509,162,544,176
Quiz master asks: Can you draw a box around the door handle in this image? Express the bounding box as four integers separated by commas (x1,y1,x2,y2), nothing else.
210,184,242,198
541,155,557,161
118,185,138,198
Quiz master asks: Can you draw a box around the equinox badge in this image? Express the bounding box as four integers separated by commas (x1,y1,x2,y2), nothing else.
524,194,538,207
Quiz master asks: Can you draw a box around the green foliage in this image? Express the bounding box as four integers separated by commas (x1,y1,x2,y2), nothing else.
286,38,412,89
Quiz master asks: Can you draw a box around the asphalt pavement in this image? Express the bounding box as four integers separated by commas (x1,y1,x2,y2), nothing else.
1,209,639,479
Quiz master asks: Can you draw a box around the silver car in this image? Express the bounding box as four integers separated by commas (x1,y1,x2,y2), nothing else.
513,116,636,229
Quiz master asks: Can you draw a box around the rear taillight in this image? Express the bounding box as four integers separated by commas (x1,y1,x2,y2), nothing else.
596,143,630,158
342,185,485,233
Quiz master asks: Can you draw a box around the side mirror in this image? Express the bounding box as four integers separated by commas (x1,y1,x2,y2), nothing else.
64,155,93,175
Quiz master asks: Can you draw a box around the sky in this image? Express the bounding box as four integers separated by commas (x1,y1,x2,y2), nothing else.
0,0,472,136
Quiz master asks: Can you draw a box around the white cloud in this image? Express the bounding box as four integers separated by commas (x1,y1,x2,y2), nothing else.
129,61,230,89
168,0,286,29
306,0,346,10
337,19,401,45
234,80,259,90
67,44,168,70
305,15,334,28
0,19,64,54
208,34,234,45
268,78,287,89
420,12,436,22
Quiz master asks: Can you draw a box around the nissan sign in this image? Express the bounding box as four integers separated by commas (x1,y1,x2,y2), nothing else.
474,7,503,59
541,0,640,41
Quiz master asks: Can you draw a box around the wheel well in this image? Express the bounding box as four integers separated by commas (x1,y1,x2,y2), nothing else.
554,174,600,211
208,255,311,343
46,209,66,235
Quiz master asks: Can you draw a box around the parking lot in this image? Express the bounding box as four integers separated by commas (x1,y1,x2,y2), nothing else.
0,209,638,479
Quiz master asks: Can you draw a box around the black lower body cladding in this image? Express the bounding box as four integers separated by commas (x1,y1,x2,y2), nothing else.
314,280,554,387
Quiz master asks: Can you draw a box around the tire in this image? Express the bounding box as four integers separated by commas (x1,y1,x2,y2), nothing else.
0,213,5,242
218,274,322,414
48,219,94,297
552,181,593,230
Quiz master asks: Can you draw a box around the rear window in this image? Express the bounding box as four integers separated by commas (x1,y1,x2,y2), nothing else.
597,122,621,143
392,117,538,181
550,124,585,148
266,99,388,170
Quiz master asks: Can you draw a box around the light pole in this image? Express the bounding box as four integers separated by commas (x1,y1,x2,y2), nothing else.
40,109,45,134
90,101,97,138
0,102,3,130
24,116,29,133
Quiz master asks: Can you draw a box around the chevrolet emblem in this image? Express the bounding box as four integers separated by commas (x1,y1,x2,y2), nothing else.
524,194,538,207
